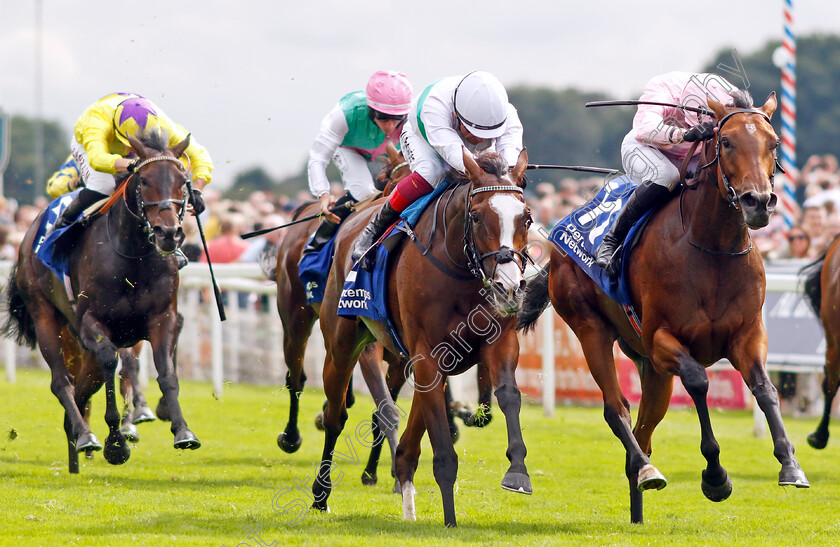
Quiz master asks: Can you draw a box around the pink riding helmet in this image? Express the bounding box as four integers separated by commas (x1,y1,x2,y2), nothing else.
366,71,413,115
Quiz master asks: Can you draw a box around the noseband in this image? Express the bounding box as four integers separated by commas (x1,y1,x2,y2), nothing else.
695,108,785,210
463,184,533,286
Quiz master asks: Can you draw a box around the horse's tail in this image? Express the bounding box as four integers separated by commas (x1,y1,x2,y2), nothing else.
258,243,278,280
517,267,552,332
1,262,37,349
801,247,830,319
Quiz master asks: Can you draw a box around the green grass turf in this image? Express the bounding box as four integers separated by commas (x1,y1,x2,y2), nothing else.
1,368,838,546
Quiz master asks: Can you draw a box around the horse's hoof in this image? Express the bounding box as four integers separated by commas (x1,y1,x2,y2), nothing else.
104,434,131,465
314,412,325,431
392,479,401,494
468,412,493,428
174,430,201,450
120,423,140,443
74,432,102,453
277,432,302,453
807,432,828,450
361,471,377,486
637,463,667,491
501,471,532,494
131,406,157,424
779,466,810,488
84,448,95,461
701,471,733,502
311,501,330,513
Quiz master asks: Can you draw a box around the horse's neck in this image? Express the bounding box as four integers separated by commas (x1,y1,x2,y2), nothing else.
682,173,750,253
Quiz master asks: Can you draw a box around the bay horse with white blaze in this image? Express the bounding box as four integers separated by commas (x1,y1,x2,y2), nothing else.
313,149,532,527
2,130,199,473
518,92,808,523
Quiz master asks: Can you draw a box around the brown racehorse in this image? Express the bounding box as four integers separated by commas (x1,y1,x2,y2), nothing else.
312,149,532,527
518,91,809,523
802,234,840,449
1,130,199,473
268,143,493,488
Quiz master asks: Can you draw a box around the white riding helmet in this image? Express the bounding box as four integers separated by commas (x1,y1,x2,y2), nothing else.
453,71,509,139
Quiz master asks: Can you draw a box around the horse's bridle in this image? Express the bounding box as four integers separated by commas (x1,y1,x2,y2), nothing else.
126,155,188,240
463,184,534,286
695,108,785,210
108,155,188,257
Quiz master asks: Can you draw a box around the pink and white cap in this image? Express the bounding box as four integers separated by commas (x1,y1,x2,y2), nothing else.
366,71,413,115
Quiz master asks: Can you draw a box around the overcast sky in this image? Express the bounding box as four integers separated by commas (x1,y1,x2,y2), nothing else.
2,0,839,189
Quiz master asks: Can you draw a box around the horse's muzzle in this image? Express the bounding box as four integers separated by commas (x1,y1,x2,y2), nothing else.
152,225,185,254
739,190,777,229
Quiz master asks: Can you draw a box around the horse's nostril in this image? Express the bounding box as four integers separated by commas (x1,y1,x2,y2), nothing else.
740,192,758,209
768,193,778,211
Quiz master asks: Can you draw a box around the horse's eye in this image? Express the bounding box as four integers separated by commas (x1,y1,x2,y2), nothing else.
525,213,533,228
720,136,731,149
772,140,780,150
470,211,480,223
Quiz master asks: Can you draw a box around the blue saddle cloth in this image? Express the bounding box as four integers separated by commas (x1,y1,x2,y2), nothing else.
336,227,409,357
548,174,653,311
33,190,85,279
400,180,453,227
298,235,337,305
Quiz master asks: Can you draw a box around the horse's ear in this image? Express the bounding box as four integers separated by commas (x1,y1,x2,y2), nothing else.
760,91,777,120
126,133,147,158
462,148,484,181
707,96,727,121
172,134,191,159
386,139,400,162
511,148,528,187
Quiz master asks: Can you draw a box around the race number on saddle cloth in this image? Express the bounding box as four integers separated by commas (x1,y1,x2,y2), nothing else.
548,174,655,335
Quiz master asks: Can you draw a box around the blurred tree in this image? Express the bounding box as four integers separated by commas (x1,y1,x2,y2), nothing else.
5,115,67,204
223,166,276,200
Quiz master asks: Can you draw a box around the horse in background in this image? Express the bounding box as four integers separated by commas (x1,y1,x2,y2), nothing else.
801,234,840,449
518,92,808,523
313,149,532,526
2,130,199,473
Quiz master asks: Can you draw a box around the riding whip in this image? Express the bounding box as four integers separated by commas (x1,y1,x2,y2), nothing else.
239,202,353,240
527,164,619,175
585,100,714,117
186,179,226,321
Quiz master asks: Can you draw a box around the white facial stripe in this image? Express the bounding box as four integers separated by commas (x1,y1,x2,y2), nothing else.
489,193,525,248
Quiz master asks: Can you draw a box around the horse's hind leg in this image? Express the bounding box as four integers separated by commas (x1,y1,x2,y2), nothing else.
357,344,402,491
808,340,840,449
395,391,426,522
122,346,156,425
363,353,406,490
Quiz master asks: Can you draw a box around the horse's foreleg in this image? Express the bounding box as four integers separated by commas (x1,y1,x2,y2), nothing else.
808,341,840,449
394,392,425,522
311,331,359,513
729,325,809,488
79,316,129,465
358,344,400,491
148,320,199,450
483,333,530,497
278,314,315,453
121,346,156,425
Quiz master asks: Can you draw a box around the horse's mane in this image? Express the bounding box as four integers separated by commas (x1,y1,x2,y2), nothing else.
291,201,316,221
728,89,754,109
136,129,170,153
447,151,510,186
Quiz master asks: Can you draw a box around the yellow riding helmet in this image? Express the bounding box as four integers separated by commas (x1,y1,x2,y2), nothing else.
113,96,162,146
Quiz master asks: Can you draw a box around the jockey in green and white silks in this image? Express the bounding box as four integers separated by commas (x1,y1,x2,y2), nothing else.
303,70,413,254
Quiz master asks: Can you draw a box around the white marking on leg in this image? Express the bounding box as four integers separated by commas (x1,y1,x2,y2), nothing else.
402,480,416,521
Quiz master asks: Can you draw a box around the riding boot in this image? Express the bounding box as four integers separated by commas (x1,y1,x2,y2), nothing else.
302,219,340,255
594,181,671,278
302,192,357,255
352,201,401,270
48,188,108,235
